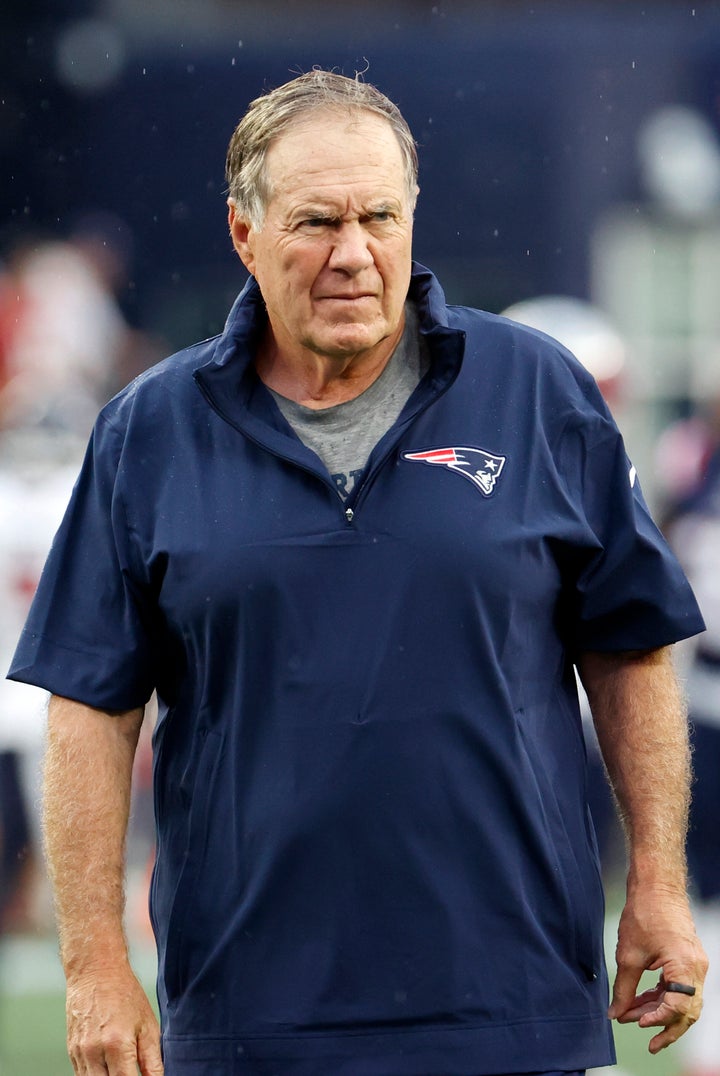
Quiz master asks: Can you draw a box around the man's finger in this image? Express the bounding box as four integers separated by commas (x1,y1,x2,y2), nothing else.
102,1038,142,1076
615,999,661,1023
611,980,665,1023
636,990,700,1054
608,963,644,1019
647,1021,692,1055
137,1030,164,1076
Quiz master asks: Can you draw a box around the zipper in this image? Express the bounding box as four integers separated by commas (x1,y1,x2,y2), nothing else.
342,337,467,519
343,402,435,521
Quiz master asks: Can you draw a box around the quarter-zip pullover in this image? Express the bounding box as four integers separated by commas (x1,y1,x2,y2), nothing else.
9,264,704,1074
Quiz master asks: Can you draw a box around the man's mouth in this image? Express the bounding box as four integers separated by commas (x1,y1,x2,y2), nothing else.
318,293,375,301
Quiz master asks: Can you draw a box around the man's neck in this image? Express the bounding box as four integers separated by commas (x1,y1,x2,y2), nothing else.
255,320,406,410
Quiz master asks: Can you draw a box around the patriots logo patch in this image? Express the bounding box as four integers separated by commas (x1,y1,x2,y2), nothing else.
403,446,507,497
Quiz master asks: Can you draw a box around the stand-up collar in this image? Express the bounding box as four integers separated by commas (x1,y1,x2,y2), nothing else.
193,263,465,438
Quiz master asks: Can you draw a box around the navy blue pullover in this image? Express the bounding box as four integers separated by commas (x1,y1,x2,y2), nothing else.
9,265,704,1074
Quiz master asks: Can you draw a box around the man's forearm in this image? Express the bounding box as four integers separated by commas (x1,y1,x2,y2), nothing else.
44,695,144,976
578,646,691,888
578,647,707,1051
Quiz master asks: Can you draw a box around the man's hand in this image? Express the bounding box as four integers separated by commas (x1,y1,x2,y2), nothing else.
66,964,163,1075
609,884,708,1054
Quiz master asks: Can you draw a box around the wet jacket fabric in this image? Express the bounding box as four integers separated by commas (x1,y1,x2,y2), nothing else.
9,264,704,1074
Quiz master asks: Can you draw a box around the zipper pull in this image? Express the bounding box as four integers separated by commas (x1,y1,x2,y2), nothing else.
345,507,354,523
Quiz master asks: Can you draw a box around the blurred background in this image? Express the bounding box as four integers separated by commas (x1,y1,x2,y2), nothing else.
2,1,720,1073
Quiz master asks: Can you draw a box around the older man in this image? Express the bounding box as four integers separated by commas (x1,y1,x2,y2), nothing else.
9,71,707,1076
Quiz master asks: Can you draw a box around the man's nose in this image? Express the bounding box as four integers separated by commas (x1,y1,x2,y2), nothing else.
328,222,374,273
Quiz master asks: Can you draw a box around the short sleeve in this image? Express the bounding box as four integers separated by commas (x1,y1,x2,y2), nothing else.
7,413,158,710
558,401,705,652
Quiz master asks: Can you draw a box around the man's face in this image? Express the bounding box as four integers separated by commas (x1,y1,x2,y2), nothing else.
229,110,415,364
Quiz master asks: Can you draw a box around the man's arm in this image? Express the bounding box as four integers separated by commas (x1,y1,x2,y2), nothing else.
44,695,163,1076
577,646,708,1054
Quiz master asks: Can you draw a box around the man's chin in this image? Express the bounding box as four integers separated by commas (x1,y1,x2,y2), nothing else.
301,328,387,361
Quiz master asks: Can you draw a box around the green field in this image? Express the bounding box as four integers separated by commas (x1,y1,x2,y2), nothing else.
0,935,683,1076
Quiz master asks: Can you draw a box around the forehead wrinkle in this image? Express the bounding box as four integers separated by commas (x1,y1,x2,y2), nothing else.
262,113,407,214
273,160,403,194
287,188,405,215
270,138,395,173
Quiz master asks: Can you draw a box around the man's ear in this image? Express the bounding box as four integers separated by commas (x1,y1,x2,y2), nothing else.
227,200,256,275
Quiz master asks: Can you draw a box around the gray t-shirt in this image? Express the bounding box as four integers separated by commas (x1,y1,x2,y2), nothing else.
268,303,430,500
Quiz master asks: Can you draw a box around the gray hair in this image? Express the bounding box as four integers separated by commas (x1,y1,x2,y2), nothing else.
225,69,419,229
